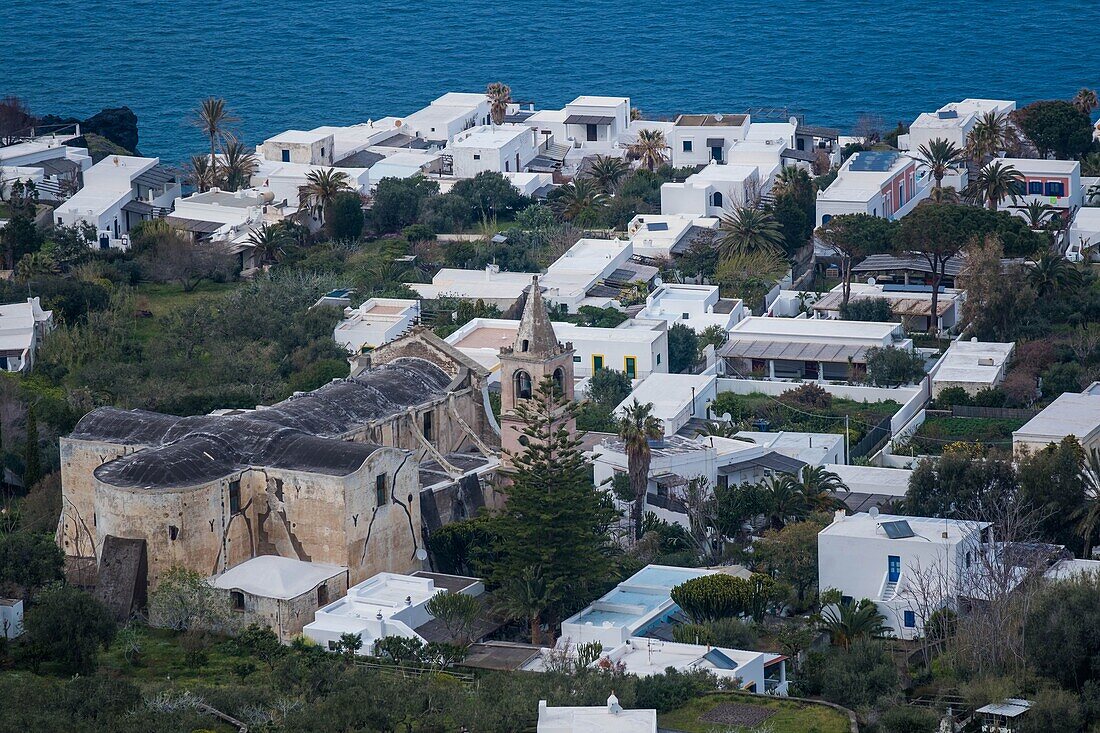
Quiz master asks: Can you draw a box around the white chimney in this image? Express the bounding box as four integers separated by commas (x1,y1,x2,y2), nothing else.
607,692,622,715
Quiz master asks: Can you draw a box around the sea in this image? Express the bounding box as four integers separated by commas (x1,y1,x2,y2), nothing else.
3,0,1098,165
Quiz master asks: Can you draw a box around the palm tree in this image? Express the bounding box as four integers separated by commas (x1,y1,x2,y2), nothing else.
820,599,890,649
966,160,1024,211
628,129,669,172
299,168,352,223
1081,152,1100,178
549,179,608,223
1028,252,1082,297
1073,88,1099,115
965,111,1012,165
492,565,551,645
221,140,257,192
771,165,812,199
193,98,237,185
912,138,966,191
1018,200,1056,230
695,421,739,438
587,155,630,194
717,205,784,258
617,399,663,541
762,474,809,530
1071,449,1100,558
486,82,512,126
927,185,960,204
789,466,847,511
187,155,216,193
247,223,292,265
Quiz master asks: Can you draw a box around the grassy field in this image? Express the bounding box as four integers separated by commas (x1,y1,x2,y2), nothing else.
910,415,1025,454
130,281,239,344
99,626,256,688
660,692,850,733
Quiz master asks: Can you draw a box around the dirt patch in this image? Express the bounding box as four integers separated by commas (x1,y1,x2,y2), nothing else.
700,702,777,728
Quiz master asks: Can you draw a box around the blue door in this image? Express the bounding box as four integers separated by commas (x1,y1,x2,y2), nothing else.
888,556,901,582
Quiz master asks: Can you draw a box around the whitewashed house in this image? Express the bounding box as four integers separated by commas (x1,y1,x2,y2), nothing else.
403,92,491,145
333,298,420,353
596,638,787,695
54,155,180,249
0,297,53,373
259,130,336,166
446,124,540,177
634,283,744,334
1013,392,1100,455
932,340,1014,397
818,510,990,640
1002,157,1083,212
900,99,1016,152
626,214,719,259
0,598,23,639
661,162,764,217
537,696,656,733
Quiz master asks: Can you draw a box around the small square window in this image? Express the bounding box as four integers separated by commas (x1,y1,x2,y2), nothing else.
473,154,481,160
903,610,916,628
281,149,290,163
231,591,245,611
682,312,690,320
573,355,581,363
683,140,693,152
328,640,338,651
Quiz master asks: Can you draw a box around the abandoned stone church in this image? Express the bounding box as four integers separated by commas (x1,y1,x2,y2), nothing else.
59,328,503,608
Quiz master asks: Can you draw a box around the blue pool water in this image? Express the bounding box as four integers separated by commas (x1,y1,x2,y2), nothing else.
628,565,710,589
2,0,1097,164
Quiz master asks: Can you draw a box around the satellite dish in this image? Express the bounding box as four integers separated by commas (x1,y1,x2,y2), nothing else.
869,506,880,518
415,548,428,561
867,277,876,286
715,113,724,122
653,276,663,287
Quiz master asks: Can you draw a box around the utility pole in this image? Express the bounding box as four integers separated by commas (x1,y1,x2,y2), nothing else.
844,414,850,463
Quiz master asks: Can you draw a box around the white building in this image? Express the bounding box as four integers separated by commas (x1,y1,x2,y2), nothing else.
251,159,370,211
259,130,335,166
634,283,744,334
661,162,764,217
54,155,181,249
446,124,539,178
718,316,913,381
0,297,54,373
558,564,717,649
1013,392,1100,455
593,434,809,529
0,598,23,639
212,555,348,642
810,282,963,334
616,373,718,437
302,571,483,653
409,266,534,309
168,188,282,269
667,113,751,168
932,340,1014,397
816,150,930,227
901,99,1016,152
1002,157,1083,212
626,214,719,259
829,464,914,513
597,638,787,695
403,92,491,145
537,696,656,733
447,317,668,381
560,96,631,153
818,510,990,639
333,298,420,353
733,430,845,467
0,137,91,202
1068,207,1100,262
367,150,442,182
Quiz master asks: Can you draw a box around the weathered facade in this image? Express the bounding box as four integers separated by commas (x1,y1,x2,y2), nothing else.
59,330,501,598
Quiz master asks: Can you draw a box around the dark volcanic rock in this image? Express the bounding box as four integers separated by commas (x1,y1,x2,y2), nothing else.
37,105,139,154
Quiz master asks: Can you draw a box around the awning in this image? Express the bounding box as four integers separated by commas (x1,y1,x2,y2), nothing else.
121,199,154,215
564,114,614,125
719,339,870,364
706,137,726,147
781,148,817,163
165,216,223,235
797,124,841,139
719,451,807,476
133,165,176,189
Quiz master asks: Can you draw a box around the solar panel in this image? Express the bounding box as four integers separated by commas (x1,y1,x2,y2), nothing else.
647,222,669,231
849,151,899,172
881,520,915,539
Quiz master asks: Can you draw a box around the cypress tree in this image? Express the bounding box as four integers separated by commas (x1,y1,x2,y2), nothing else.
24,403,40,490
491,376,617,620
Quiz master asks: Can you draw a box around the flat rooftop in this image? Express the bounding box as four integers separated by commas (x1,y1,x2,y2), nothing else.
616,373,715,421
1015,392,1100,441
450,124,530,148
829,464,913,497
999,157,1080,174
820,512,988,543
568,95,629,107
727,316,900,342
267,130,329,144
181,189,268,208
935,340,1014,384
675,113,749,127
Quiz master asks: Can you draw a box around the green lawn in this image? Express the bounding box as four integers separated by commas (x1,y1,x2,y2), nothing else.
99,627,257,687
715,391,901,445
660,692,850,733
130,281,239,344
910,415,1025,454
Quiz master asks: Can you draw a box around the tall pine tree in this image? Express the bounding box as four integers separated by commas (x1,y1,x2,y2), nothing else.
492,376,617,626
23,403,40,490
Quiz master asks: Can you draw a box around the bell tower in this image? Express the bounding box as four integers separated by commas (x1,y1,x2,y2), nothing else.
499,276,575,467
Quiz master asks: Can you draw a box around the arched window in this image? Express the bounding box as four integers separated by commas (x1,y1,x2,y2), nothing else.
821,214,832,226
514,370,532,402
552,367,566,396
711,191,724,208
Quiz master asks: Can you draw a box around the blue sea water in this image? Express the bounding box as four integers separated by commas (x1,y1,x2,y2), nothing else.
3,0,1098,164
